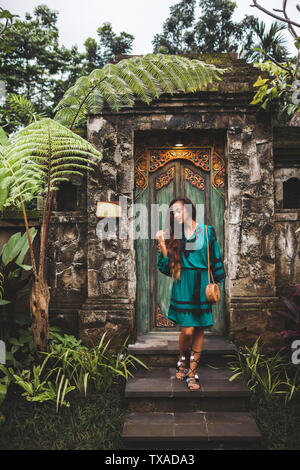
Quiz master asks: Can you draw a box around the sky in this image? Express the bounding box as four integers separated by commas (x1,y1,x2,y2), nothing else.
2,0,299,55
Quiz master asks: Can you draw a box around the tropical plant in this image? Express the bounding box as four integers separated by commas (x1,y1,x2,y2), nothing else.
0,93,49,212
250,61,299,124
0,272,8,307
0,94,47,133
227,337,300,404
0,356,75,411
5,326,36,368
0,118,102,351
0,372,8,426
54,52,229,130
48,328,84,354
0,228,38,292
0,330,147,414
4,325,78,370
239,19,289,63
42,332,147,396
249,0,300,125
0,229,38,340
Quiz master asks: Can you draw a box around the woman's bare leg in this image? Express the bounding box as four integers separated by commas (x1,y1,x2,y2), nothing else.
176,327,194,380
186,327,205,390
191,327,205,356
179,326,194,355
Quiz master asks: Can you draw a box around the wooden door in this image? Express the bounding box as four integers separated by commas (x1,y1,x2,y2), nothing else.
134,145,225,334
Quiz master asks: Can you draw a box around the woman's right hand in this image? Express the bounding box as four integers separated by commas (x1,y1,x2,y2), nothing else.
156,230,166,246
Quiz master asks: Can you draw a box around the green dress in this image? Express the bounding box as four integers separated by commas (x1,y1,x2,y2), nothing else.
157,224,226,327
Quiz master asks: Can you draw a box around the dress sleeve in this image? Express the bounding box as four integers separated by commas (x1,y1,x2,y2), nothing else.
209,226,226,283
157,249,172,277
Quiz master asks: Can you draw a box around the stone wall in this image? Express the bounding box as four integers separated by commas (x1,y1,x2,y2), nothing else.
78,115,136,348
273,127,300,300
47,213,88,335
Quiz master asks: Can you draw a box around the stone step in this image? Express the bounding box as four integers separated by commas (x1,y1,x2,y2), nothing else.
125,366,250,412
122,411,262,450
123,335,262,449
128,333,237,368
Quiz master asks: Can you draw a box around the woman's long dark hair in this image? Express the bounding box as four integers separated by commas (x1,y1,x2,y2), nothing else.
164,197,197,280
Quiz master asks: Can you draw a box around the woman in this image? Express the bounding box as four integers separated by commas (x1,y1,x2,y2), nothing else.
155,197,226,391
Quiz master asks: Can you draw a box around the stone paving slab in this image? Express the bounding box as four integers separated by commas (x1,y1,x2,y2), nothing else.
128,334,237,355
125,366,250,398
122,411,261,443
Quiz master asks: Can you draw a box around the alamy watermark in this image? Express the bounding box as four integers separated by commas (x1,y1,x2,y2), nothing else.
96,197,204,250
291,79,300,106
0,340,5,364
0,80,6,106
291,340,300,365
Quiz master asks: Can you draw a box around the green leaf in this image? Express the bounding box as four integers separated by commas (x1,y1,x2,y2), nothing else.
253,75,269,88
294,40,300,50
0,128,10,146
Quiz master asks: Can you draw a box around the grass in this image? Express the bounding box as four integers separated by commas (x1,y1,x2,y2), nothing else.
0,379,129,450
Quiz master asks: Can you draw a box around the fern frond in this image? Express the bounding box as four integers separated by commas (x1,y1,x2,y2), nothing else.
0,118,102,211
9,94,46,123
54,53,230,129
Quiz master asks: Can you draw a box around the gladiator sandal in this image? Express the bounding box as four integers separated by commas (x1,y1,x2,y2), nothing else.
175,349,190,381
185,350,201,391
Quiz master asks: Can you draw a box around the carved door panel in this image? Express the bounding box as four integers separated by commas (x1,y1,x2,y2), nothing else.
134,146,225,334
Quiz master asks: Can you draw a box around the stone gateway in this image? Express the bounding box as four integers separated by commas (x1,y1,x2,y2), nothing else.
42,52,300,352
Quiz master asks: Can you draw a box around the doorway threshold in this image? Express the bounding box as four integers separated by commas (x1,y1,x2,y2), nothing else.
128,331,232,354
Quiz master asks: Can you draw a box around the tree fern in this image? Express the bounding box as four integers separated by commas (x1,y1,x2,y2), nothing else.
0,118,102,351
54,53,230,129
0,118,102,278
1,119,101,207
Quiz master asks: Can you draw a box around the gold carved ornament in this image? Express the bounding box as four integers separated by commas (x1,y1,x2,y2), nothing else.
134,147,225,200
155,166,175,190
155,304,176,328
149,149,210,173
184,167,205,191
211,150,225,199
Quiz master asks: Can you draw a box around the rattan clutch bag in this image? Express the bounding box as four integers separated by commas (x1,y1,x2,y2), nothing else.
205,224,220,304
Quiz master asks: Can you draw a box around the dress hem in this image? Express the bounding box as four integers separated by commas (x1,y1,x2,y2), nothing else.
168,316,214,328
